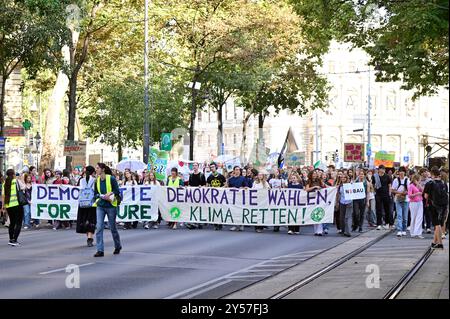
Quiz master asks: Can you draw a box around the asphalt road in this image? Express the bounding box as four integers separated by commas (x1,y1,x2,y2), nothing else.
0,223,351,299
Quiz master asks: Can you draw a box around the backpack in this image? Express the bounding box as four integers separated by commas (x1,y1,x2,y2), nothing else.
79,178,95,208
395,177,408,202
431,180,449,208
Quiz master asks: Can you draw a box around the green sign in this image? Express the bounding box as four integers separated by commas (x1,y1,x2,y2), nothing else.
22,119,32,131
161,133,172,151
148,147,169,181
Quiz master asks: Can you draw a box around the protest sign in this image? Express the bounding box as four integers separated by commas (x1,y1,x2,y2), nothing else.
285,151,306,166
157,186,337,226
64,140,87,157
344,143,364,162
149,147,169,181
31,184,159,222
374,151,395,167
342,182,366,201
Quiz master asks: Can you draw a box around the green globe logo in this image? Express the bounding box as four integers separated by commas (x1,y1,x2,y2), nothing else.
169,207,181,220
310,207,325,223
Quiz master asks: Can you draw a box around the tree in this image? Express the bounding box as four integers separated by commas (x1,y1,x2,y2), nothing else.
289,0,449,98
0,0,67,170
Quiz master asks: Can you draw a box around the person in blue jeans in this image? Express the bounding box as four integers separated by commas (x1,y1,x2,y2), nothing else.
391,167,410,237
93,163,122,257
22,174,33,229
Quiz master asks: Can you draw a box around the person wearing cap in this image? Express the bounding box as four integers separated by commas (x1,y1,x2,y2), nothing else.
373,165,393,230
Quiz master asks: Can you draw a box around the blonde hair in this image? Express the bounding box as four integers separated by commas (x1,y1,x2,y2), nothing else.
411,174,421,185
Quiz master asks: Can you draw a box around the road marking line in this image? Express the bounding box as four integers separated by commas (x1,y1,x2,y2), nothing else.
180,280,232,299
39,263,95,275
228,274,271,279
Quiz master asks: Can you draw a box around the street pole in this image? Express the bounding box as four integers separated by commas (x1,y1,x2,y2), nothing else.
367,66,371,166
143,0,150,164
315,110,319,163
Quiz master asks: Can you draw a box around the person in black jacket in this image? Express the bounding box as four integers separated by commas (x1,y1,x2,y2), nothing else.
186,163,206,230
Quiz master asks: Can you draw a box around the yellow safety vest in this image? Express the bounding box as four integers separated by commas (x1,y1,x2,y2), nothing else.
2,179,19,209
93,175,118,207
168,177,181,187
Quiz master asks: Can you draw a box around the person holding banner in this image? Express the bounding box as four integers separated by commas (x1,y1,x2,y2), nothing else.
143,172,161,230
229,166,248,232
305,170,327,236
1,169,25,246
336,174,353,237
207,163,227,231
352,170,367,233
167,167,184,230
252,170,269,233
93,163,122,257
122,170,139,230
287,173,303,235
76,166,97,247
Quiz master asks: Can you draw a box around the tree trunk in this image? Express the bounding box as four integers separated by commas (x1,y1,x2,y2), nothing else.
217,103,224,156
118,126,123,163
65,74,77,171
189,70,200,161
40,46,70,170
258,111,265,143
240,111,251,164
0,76,6,171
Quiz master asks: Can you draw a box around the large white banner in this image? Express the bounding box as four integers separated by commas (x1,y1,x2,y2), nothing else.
31,185,337,225
158,186,337,226
31,184,159,222
342,182,366,201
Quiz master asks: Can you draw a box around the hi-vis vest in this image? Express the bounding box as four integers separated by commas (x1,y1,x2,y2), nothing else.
93,175,118,207
2,179,19,208
168,177,181,187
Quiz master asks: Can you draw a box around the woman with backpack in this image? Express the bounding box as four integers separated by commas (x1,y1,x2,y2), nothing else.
76,166,97,247
391,167,410,237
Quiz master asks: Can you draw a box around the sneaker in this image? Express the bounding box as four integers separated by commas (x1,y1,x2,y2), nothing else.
402,231,407,236
337,230,343,234
391,225,396,230
152,224,159,229
172,224,177,230
288,230,294,235
294,232,300,235
239,226,244,231
416,235,425,239
442,234,447,240
324,229,329,234
431,243,437,249
317,233,323,236
383,225,390,230
34,224,39,228
24,226,29,230
94,251,104,257
343,233,351,237
397,231,402,237
87,238,94,247
407,226,410,231
256,229,263,233
426,228,432,234
185,224,195,230
52,227,57,231
144,224,149,230
113,247,122,255
230,226,237,231
436,244,444,249
359,229,363,233
376,226,382,230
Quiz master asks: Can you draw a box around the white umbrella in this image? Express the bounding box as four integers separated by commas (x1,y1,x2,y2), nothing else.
115,159,147,172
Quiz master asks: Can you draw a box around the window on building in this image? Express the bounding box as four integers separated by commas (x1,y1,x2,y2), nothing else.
234,106,238,120
328,61,336,73
197,110,202,122
197,134,203,147
233,134,237,144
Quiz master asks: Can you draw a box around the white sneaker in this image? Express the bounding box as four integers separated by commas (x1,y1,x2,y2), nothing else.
152,225,159,229
23,226,29,230
402,231,407,236
324,229,329,234
294,232,300,235
52,227,57,231
407,226,410,231
417,235,425,239
288,230,294,235
426,228,432,234
397,231,402,237
144,224,149,230
376,226,382,230
230,226,237,231
442,234,447,239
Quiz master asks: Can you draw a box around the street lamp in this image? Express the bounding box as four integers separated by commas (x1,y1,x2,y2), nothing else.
34,132,41,170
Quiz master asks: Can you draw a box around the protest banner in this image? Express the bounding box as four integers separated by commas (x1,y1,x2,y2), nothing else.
285,151,306,166
342,182,366,201
344,143,364,162
31,184,159,222
149,147,169,181
64,140,87,157
374,151,395,167
157,186,337,226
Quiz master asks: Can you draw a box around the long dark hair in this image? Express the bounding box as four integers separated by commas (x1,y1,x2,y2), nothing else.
4,169,15,206
85,165,95,183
